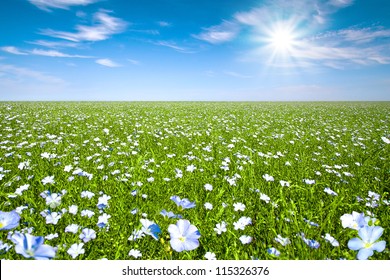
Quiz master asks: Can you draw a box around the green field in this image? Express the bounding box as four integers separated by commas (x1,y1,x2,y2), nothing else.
0,102,389,260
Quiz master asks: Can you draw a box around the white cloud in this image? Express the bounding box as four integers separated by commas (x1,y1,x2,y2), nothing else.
224,71,252,79
152,41,194,53
193,21,239,44
154,41,185,51
157,21,171,27
41,10,127,42
2,45,92,58
95,58,121,67
28,0,99,11
1,46,28,55
27,40,80,48
328,27,390,44
127,59,140,65
329,0,354,7
0,64,64,84
30,48,92,58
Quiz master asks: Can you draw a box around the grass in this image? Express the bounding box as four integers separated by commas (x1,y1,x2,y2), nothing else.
0,101,389,260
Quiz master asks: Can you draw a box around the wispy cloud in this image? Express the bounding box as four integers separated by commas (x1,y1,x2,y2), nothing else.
1,46,28,55
30,48,92,58
0,64,64,84
128,29,160,35
2,45,92,58
157,21,171,27
27,40,81,49
41,10,127,42
329,0,354,8
28,0,99,11
152,40,194,53
193,20,239,44
224,71,252,79
317,26,390,44
95,58,121,67
127,59,140,65
292,26,390,67
287,43,390,67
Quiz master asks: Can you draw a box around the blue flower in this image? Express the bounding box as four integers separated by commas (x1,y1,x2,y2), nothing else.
267,247,281,257
340,211,367,230
160,209,183,219
348,226,386,260
0,211,20,230
79,228,96,243
140,219,161,240
300,233,320,249
170,196,196,209
168,219,200,252
12,233,56,260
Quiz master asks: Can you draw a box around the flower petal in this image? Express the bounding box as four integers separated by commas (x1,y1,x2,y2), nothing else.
168,224,181,239
371,240,386,253
348,238,364,250
369,226,384,243
183,238,199,251
34,244,56,260
176,219,191,235
170,238,185,252
357,248,374,260
358,226,372,242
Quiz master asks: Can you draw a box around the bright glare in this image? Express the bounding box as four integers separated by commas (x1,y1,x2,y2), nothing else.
271,29,294,50
266,22,298,55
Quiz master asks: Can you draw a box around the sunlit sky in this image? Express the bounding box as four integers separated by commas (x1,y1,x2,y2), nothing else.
1,0,390,101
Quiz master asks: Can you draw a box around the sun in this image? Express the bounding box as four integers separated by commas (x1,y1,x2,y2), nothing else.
270,28,294,51
266,21,298,55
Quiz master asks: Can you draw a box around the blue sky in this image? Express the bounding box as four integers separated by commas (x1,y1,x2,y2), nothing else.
1,0,389,101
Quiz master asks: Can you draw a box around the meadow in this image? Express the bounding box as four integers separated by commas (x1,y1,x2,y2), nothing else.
0,101,389,260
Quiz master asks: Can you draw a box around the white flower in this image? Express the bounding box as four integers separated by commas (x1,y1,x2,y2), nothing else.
322,233,339,247
69,205,78,215
233,216,252,230
204,252,217,260
275,234,291,246
81,191,95,199
79,228,96,243
214,221,227,235
260,193,270,203
15,205,28,214
65,224,79,234
45,233,59,240
186,165,196,172
67,243,85,259
262,174,274,182
239,235,252,244
381,136,390,144
147,177,154,182
128,229,145,241
280,180,290,187
45,193,61,209
129,249,142,258
204,202,213,210
324,187,338,196
97,213,111,228
303,179,315,185
41,176,55,185
81,209,95,218
45,212,61,225
64,165,72,172
18,161,30,170
204,184,213,191
233,202,245,212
